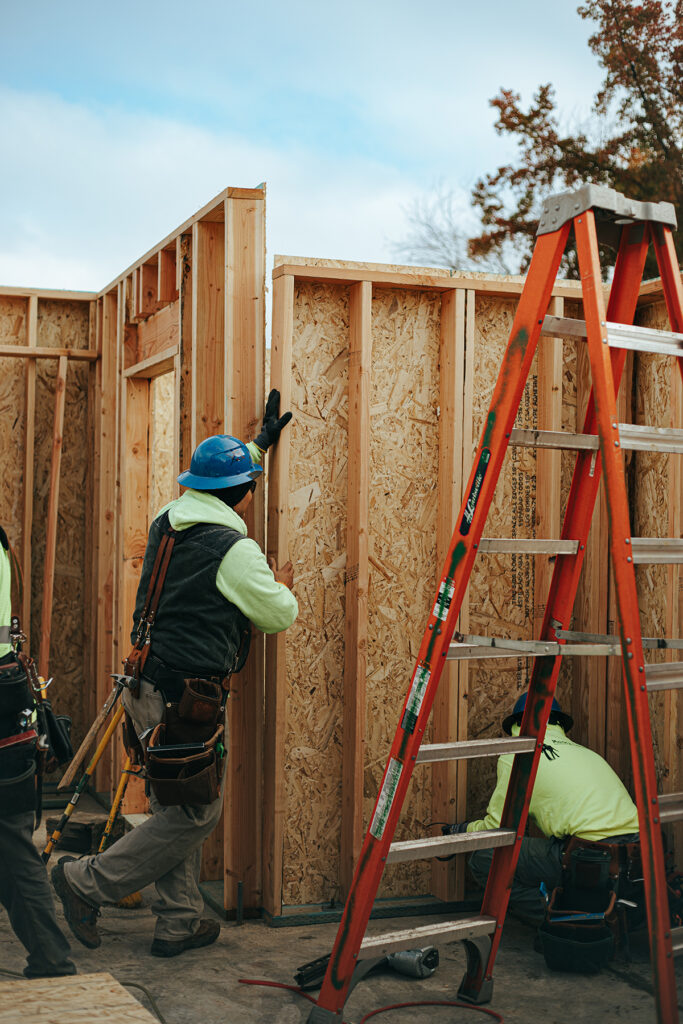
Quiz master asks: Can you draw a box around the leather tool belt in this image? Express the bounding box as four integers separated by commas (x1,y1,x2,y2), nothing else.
124,527,177,698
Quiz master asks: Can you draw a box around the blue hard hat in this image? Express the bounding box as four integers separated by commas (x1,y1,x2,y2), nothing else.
502,692,573,735
177,435,263,490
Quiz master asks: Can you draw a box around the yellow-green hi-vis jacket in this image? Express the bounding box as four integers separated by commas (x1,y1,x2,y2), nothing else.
468,722,639,841
0,541,11,659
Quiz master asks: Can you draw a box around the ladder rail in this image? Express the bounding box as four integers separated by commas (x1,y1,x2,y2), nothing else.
576,212,675,1021
467,220,652,998
312,224,571,1018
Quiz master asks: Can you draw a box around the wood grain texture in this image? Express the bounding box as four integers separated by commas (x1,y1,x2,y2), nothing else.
340,279,372,895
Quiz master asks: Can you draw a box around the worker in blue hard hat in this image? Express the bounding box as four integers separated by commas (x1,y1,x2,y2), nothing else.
54,390,297,959
445,691,639,925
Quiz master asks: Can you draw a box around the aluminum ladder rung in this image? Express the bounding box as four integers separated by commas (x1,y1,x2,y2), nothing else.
449,634,622,658
387,828,515,865
658,793,683,824
631,538,683,564
360,915,497,957
479,538,579,555
416,737,536,764
671,926,683,956
542,314,683,356
509,423,683,455
645,663,683,691
557,630,683,651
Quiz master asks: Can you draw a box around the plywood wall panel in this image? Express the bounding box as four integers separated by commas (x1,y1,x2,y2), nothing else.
282,281,350,906
367,287,440,898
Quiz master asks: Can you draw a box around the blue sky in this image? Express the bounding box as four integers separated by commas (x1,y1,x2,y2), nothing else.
0,1,603,290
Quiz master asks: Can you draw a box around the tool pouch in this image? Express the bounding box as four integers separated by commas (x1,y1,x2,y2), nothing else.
0,733,37,818
0,657,33,730
539,844,617,973
146,722,225,807
178,678,223,727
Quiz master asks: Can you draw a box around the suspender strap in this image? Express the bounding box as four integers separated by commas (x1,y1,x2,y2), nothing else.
126,526,177,695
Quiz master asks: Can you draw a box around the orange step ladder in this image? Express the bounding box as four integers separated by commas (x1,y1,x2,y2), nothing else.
307,184,683,1024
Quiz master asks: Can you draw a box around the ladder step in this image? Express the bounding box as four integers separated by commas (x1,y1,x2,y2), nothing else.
631,539,683,564
542,314,683,357
449,634,622,658
671,926,683,956
360,915,497,957
416,737,536,764
658,792,683,824
479,539,579,555
387,829,515,864
558,630,683,651
510,424,683,455
645,662,683,691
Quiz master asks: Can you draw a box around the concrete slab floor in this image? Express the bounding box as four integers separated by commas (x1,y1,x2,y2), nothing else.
1,827,680,1023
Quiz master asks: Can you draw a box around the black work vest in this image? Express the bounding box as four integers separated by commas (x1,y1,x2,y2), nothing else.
131,510,248,677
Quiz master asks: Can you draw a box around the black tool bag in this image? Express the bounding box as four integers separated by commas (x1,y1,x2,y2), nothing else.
539,843,617,973
0,657,33,731
146,720,225,807
0,732,37,818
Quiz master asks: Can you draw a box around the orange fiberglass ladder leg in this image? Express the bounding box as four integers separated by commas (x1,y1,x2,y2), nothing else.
306,185,683,1024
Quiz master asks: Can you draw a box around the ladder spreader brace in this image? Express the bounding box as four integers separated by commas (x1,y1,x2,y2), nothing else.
306,185,683,1024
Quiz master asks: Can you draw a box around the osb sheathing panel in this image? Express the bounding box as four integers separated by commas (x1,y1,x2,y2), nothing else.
367,288,440,898
282,281,349,906
634,299,673,787
31,300,91,746
150,373,175,517
0,297,28,553
465,297,540,819
283,281,587,901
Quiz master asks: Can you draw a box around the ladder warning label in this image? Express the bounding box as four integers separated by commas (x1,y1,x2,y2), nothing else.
433,580,455,621
402,665,430,733
370,758,403,840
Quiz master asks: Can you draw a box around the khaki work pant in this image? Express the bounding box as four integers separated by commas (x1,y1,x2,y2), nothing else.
64,680,226,941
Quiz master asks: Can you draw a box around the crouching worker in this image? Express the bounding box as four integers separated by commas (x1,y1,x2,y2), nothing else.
0,526,75,978
445,694,639,925
53,391,298,958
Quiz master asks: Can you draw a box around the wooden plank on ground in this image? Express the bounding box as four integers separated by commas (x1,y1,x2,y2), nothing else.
0,972,157,1023
340,279,372,896
263,271,294,918
22,295,37,643
38,355,68,678
221,193,266,909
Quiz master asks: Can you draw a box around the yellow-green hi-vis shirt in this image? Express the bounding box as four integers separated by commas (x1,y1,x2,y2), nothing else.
0,541,11,659
468,722,639,841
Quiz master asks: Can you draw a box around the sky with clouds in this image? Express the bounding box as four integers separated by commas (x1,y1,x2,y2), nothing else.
1,1,604,292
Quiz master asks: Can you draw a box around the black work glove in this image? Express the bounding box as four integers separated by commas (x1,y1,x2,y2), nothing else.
442,821,470,835
253,389,292,453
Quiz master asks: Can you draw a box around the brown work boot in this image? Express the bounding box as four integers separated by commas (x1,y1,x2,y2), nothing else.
150,918,220,958
51,857,101,949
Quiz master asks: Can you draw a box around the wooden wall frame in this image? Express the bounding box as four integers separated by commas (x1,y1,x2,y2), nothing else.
91,186,266,912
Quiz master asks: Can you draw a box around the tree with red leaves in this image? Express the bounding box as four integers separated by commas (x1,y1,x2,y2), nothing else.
470,0,683,275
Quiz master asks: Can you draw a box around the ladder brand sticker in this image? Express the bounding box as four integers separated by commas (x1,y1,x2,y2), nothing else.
433,580,455,622
460,447,491,535
370,758,403,840
401,665,430,733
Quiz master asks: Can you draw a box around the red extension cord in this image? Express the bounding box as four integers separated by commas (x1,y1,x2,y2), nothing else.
238,978,506,1022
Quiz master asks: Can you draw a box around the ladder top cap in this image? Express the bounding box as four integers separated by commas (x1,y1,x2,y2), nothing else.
537,183,677,236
